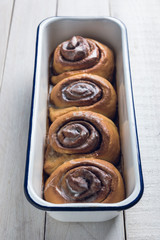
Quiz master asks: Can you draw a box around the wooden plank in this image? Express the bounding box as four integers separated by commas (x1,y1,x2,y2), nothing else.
45,212,125,240
57,0,110,16
0,0,56,239
110,0,160,239
45,1,125,240
0,0,14,89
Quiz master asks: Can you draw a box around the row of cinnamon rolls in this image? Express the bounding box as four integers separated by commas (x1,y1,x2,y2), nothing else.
44,36,125,204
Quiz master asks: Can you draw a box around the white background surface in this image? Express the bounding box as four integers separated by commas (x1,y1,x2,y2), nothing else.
0,0,160,239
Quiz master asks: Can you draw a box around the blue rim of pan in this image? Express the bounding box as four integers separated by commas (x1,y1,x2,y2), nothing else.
24,17,144,212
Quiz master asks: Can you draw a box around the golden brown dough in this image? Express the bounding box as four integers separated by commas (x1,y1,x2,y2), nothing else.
49,74,117,122
44,111,120,175
50,36,114,84
44,158,125,204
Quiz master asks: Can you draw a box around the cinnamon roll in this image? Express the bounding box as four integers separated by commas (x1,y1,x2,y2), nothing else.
44,111,120,175
50,36,114,84
49,74,117,121
44,158,125,204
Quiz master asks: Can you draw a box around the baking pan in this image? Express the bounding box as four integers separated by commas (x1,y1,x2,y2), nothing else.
24,17,144,222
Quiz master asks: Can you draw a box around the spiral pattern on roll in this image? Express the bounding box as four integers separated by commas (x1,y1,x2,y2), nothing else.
61,80,102,105
56,166,111,202
51,36,115,84
49,74,117,122
50,119,101,154
58,36,99,70
44,111,120,175
44,159,125,203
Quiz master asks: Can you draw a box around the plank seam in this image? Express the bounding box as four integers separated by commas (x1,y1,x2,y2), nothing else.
0,0,16,91
43,212,47,240
108,0,111,17
123,211,127,240
56,0,59,16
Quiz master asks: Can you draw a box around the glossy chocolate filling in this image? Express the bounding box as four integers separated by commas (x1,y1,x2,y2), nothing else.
57,120,101,153
60,36,100,68
60,166,112,202
60,36,90,61
61,80,102,106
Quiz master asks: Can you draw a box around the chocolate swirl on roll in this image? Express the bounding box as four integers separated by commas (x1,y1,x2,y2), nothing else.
56,120,100,154
49,74,117,122
60,36,90,61
44,111,120,175
59,36,99,69
62,80,102,105
61,166,112,202
44,159,125,203
51,36,115,84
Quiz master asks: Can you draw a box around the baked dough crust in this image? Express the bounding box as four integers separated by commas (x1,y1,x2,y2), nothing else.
51,38,114,84
49,74,117,121
44,111,120,175
44,158,125,204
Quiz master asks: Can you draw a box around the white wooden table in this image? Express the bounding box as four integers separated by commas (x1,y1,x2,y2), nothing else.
0,0,160,239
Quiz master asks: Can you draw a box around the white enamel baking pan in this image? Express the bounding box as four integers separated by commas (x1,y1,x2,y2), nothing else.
24,17,144,222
